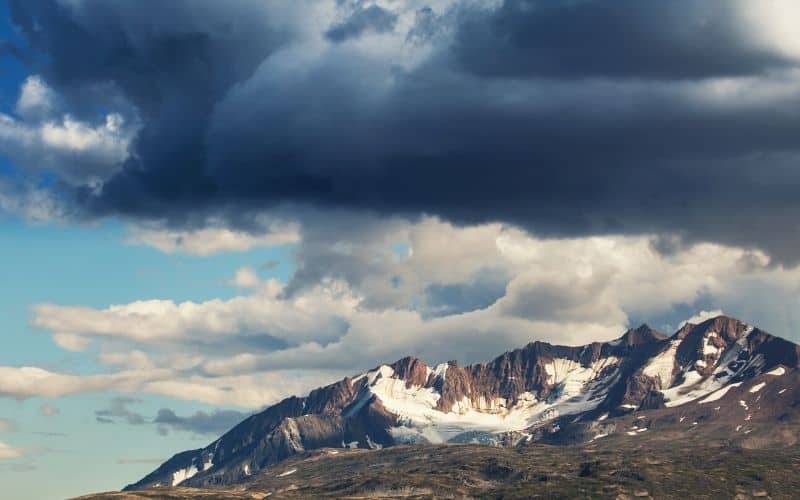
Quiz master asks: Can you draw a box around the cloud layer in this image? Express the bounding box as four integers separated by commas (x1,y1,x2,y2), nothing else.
2,0,800,261
4,217,799,408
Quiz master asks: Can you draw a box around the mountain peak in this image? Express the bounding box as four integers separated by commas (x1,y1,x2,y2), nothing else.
388,356,430,387
617,323,666,346
676,314,750,341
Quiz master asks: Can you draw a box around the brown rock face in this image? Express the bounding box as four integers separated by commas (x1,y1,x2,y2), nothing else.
389,357,431,388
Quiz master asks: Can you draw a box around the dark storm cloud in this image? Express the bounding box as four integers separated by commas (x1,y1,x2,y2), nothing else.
451,0,793,79
153,408,248,436
7,0,800,262
325,4,398,42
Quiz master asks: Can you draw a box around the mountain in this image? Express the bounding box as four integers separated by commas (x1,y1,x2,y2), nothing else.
125,315,800,491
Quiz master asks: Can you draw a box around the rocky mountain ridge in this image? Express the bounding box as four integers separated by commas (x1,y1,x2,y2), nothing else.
125,315,800,491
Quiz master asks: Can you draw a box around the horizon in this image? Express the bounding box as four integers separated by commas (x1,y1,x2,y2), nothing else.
2,1,800,498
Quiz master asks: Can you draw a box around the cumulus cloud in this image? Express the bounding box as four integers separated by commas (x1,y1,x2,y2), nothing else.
33,280,353,348
0,77,137,186
2,0,800,262
4,0,800,409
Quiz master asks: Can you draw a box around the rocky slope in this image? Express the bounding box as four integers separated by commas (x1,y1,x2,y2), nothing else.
80,437,800,499
125,315,800,491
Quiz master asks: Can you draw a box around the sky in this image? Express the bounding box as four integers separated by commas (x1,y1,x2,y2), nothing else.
2,1,800,498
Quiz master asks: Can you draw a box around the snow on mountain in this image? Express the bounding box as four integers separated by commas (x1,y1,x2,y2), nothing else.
125,315,800,491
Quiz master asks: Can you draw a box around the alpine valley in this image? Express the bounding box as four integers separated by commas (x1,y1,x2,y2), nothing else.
78,316,800,499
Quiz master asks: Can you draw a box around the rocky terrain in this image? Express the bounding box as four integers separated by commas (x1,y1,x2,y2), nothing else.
76,436,800,499
77,315,800,498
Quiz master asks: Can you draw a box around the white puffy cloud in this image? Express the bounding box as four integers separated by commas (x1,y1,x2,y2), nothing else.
33,279,354,347
15,76,56,120
230,267,262,288
0,76,137,186
126,221,300,255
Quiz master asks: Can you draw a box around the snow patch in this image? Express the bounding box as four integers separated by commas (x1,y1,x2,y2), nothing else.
698,382,742,404
749,382,766,394
365,434,382,450
432,363,449,380
277,468,297,477
662,335,761,407
702,332,723,357
351,364,396,386
171,465,198,486
642,340,681,388
766,366,786,376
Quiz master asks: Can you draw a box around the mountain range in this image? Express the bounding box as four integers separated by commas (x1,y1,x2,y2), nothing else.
123,315,799,492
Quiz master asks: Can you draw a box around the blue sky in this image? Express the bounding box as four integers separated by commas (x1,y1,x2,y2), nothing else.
3,1,800,499
0,219,295,499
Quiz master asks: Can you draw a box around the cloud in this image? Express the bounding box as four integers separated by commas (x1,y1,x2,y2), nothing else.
15,76,56,120
679,310,726,328
2,0,800,262
33,281,352,348
126,220,299,256
38,405,59,417
153,408,249,436
0,441,24,460
0,180,68,223
95,397,146,425
11,217,800,410
325,3,399,42
450,0,796,79
0,77,137,186
230,267,261,289
0,362,342,408
94,400,245,438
